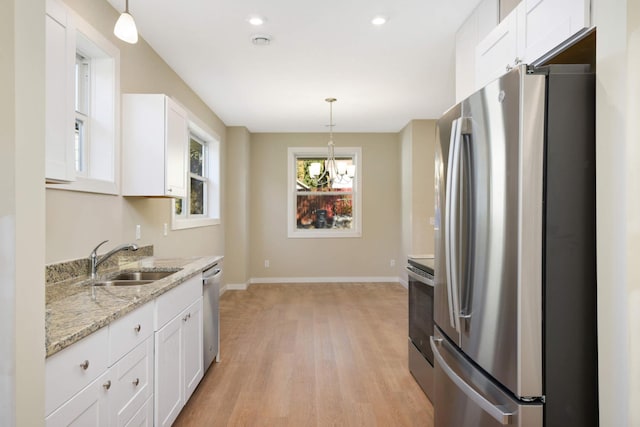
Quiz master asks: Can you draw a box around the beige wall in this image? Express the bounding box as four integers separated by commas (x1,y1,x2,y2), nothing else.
594,0,640,425
249,133,401,280
45,0,226,263
400,120,436,269
224,127,251,285
1,0,46,425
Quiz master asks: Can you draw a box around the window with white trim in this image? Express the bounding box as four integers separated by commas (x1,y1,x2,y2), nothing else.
47,7,120,195
172,123,221,229
288,147,362,238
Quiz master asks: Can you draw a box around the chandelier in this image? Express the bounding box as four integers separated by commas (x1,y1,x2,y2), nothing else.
308,98,355,188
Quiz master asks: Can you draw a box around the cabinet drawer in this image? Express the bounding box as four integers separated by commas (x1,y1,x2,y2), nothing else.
45,327,109,416
155,275,202,330
110,337,154,427
108,302,153,365
123,395,153,427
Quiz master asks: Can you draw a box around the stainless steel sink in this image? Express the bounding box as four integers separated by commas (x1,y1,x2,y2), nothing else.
108,271,177,281
93,279,155,286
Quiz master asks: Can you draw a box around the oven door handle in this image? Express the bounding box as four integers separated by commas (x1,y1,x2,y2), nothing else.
406,268,434,287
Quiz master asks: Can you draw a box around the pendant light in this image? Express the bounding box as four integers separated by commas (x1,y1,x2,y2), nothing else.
114,0,138,44
308,98,355,188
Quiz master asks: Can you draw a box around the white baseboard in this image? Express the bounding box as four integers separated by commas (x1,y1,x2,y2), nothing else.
220,282,249,295
249,276,402,284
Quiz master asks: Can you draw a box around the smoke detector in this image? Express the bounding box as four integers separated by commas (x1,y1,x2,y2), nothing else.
251,34,272,46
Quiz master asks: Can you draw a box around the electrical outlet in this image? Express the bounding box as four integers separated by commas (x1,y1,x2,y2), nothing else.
163,223,168,236
429,217,435,226
390,259,396,267
264,260,270,268
135,224,141,240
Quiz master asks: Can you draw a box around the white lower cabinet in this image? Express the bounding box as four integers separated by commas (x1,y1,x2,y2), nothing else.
46,370,110,427
46,303,154,427
46,274,206,427
154,286,203,427
110,337,154,426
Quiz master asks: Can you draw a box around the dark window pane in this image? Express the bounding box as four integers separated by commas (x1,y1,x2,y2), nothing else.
296,194,353,230
190,138,203,175
190,178,204,215
175,198,183,215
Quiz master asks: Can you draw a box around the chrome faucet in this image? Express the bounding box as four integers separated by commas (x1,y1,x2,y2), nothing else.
89,240,139,279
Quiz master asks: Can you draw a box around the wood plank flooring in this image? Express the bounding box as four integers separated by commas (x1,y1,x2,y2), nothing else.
174,283,434,427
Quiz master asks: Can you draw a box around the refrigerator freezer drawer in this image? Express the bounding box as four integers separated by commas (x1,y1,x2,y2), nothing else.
431,330,542,427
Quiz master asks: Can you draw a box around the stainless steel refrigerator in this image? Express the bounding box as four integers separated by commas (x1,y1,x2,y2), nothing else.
432,64,598,427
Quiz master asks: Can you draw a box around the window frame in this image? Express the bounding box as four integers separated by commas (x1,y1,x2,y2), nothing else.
47,9,120,195
287,146,362,238
171,119,221,230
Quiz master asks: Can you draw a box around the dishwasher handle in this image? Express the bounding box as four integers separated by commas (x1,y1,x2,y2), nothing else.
203,265,222,280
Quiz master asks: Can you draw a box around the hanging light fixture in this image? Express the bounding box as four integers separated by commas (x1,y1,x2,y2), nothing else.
308,98,355,188
114,0,138,44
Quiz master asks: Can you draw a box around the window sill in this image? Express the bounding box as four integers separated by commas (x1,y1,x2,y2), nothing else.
288,229,362,239
171,217,221,230
46,177,119,195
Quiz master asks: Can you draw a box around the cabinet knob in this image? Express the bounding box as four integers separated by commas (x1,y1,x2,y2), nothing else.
134,324,141,333
506,64,513,72
79,360,90,370
132,378,140,387
514,57,522,65
103,380,111,390
167,188,173,193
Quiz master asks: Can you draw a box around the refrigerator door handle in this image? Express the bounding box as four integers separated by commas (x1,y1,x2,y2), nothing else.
445,118,462,332
431,337,515,425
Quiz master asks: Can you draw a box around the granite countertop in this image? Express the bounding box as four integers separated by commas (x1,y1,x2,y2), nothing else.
45,255,222,358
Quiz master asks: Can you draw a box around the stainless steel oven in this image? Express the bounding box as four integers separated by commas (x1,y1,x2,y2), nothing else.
407,257,435,401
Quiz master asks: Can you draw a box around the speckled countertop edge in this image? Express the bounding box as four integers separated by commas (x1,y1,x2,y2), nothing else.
46,255,223,358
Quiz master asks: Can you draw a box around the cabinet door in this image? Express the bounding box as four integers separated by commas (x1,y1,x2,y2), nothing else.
154,314,183,427
519,0,590,64
475,9,519,89
45,370,111,427
165,97,188,198
182,298,204,402
45,0,76,182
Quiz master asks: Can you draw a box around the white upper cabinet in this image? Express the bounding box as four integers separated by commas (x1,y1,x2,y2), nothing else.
45,0,76,183
122,94,188,198
456,0,499,102
519,0,591,64
475,0,591,90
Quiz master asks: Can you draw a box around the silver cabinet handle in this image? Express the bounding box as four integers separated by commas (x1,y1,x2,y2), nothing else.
132,378,140,386
103,380,111,390
79,360,89,370
134,324,141,333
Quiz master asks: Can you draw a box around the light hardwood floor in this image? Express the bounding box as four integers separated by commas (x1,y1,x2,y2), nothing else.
174,283,434,427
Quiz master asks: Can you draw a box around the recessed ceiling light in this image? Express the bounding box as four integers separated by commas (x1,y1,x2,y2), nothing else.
248,16,265,26
371,15,387,26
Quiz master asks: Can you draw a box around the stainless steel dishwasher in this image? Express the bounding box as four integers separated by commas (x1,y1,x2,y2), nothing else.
202,264,222,371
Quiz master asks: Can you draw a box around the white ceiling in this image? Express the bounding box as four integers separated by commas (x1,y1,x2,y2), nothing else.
107,0,481,132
